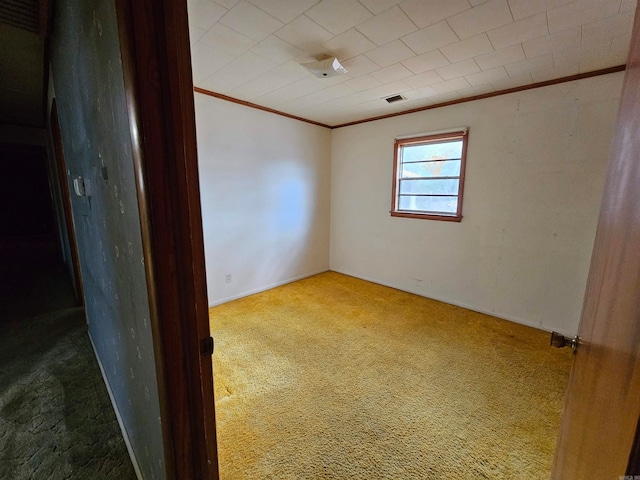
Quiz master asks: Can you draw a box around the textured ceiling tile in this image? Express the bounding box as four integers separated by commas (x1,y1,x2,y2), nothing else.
188,0,228,30
321,90,378,109
320,89,385,110
341,54,382,76
530,62,579,81
250,35,308,64
190,41,236,81
545,1,586,33
365,39,416,66
547,0,621,34
282,83,355,109
200,51,277,92
189,26,207,49
256,76,326,106
227,59,309,99
447,0,514,39
313,72,353,86
429,91,464,103
401,50,450,74
439,33,494,63
402,21,459,55
355,6,417,46
553,44,581,69
369,63,413,83
435,58,481,79
579,0,623,24
404,85,438,100
604,41,630,65
403,70,443,88
274,15,334,52
212,0,239,8
220,1,284,41
343,74,383,91
610,33,632,58
507,0,575,21
464,65,509,85
474,43,526,69
505,52,554,77
491,72,532,90
431,76,470,93
456,83,497,97
522,27,580,58
331,89,388,110
579,39,616,71
487,13,549,49
323,28,377,61
398,0,471,28
358,0,404,15
581,13,634,45
304,0,372,35
199,23,256,53
366,79,412,97
248,0,319,23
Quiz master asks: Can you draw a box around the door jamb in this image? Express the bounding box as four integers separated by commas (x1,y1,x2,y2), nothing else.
115,1,218,478
49,99,84,305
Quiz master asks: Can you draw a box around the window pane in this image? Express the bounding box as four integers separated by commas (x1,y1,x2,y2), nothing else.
401,160,461,178
399,179,459,195
401,140,463,162
398,195,458,214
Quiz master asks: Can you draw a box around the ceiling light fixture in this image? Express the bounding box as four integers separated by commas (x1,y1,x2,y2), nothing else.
301,55,348,78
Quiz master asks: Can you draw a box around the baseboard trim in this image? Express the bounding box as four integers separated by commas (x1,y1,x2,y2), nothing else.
208,268,330,307
329,268,567,335
88,332,143,480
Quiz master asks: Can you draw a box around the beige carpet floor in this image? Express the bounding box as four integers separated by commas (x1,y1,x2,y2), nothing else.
209,272,572,479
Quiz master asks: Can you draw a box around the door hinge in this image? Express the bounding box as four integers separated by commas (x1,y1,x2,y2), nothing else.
550,331,579,353
200,336,214,356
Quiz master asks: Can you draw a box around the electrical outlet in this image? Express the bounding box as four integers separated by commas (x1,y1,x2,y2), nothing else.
225,274,232,284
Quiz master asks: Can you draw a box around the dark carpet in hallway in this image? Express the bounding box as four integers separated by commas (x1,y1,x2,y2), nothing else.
0,239,136,479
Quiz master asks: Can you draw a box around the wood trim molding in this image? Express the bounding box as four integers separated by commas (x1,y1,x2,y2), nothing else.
116,1,218,479
194,86,332,129
194,65,625,130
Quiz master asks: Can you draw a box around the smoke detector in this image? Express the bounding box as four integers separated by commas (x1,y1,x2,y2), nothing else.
301,55,348,78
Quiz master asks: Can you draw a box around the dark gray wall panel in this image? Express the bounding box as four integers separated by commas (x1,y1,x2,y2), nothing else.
50,1,165,478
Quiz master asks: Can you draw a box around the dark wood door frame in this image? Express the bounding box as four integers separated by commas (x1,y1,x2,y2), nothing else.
115,1,218,479
49,99,84,305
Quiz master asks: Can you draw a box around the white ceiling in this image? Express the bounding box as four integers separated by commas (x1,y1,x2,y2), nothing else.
188,0,636,127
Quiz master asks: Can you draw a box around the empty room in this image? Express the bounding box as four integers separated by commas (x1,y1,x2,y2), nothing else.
4,0,639,479
190,0,638,478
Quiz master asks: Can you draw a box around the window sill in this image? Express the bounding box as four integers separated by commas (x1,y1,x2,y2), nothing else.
390,211,462,222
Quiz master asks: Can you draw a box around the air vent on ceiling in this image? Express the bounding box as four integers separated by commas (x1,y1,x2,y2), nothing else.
384,94,406,104
0,0,39,33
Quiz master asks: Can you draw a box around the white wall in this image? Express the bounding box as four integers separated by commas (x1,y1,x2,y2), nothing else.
195,94,331,305
330,73,623,336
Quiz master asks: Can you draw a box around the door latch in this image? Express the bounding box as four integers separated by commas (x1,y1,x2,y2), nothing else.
200,336,214,356
550,331,579,353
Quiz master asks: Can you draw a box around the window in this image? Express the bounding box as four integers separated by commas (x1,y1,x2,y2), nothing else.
391,130,468,222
